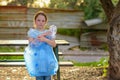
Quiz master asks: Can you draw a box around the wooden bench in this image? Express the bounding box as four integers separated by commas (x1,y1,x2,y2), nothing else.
0,61,73,67
58,53,109,56
0,40,73,80
0,52,73,66
0,52,62,56
0,6,74,80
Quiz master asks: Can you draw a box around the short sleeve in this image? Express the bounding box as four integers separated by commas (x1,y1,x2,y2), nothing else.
27,28,39,38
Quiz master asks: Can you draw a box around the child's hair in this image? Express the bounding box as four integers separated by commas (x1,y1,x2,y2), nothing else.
34,11,47,22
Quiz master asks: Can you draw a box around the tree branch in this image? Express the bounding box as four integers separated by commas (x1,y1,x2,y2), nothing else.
109,0,120,25
100,0,115,22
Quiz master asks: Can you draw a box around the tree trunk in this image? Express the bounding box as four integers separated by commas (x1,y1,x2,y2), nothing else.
108,1,120,79
100,0,114,22
108,13,120,80
100,0,120,80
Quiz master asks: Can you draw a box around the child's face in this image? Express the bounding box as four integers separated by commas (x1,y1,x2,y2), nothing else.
35,14,46,30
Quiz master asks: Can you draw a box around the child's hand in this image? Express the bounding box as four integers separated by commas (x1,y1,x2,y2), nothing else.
37,36,47,42
38,31,51,38
43,31,52,36
28,37,35,43
28,37,38,45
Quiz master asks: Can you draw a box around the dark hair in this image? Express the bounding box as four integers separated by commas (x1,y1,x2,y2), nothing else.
34,11,47,22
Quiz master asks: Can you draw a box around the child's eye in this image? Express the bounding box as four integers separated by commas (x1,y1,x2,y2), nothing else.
37,20,40,21
42,20,45,22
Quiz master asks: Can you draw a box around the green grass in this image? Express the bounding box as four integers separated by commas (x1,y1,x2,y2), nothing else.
0,46,25,52
0,46,16,52
73,57,109,77
0,56,24,60
57,28,81,38
0,46,109,67
0,46,25,60
73,57,108,67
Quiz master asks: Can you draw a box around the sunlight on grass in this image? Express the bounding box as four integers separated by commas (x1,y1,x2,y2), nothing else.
0,46,25,52
73,57,108,67
0,46,25,60
73,57,109,77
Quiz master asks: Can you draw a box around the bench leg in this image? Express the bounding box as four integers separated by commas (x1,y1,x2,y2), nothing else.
53,45,60,80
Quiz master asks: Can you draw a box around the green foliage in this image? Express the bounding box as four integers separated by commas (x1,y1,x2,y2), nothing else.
57,28,80,38
7,0,27,6
49,0,79,9
0,46,25,60
100,43,108,51
73,57,109,67
102,67,108,77
0,46,16,52
73,58,109,77
0,46,24,52
6,0,106,20
79,47,91,51
0,56,23,60
80,0,103,19
112,0,119,6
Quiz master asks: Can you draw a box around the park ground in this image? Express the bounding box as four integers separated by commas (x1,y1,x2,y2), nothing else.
0,43,108,80
0,35,108,80
0,63,107,80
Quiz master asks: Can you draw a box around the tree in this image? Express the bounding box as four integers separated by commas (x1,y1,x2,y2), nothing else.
81,0,102,19
49,0,80,9
7,0,27,6
100,0,120,80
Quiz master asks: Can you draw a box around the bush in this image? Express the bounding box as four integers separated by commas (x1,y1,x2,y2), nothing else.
57,28,81,38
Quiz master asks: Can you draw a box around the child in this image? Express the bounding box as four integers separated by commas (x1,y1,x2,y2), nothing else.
24,11,58,80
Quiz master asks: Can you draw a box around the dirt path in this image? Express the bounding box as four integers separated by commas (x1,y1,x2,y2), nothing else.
57,34,109,62
59,45,109,62
0,66,107,80
0,45,109,80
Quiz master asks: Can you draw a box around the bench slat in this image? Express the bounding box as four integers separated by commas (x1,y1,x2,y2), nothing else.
59,62,73,66
0,61,73,66
0,52,63,56
59,53,109,56
0,40,69,46
0,52,23,56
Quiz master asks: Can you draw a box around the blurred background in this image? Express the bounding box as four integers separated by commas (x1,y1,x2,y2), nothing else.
0,0,119,79
0,0,116,50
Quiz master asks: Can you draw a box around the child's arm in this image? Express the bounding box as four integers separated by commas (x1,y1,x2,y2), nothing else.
38,25,57,47
28,37,36,43
37,30,56,47
37,36,56,47
37,31,51,38
44,38,56,47
28,37,34,42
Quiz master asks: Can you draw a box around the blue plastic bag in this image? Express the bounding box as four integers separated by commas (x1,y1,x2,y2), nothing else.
24,28,58,76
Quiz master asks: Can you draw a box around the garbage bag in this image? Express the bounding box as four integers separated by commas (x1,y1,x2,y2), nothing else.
24,28,58,76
